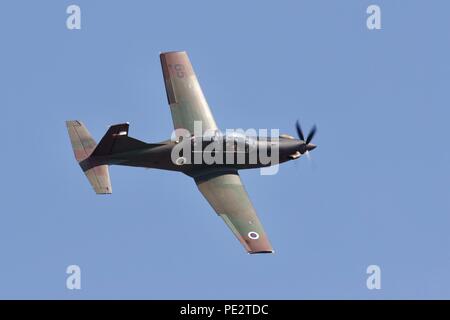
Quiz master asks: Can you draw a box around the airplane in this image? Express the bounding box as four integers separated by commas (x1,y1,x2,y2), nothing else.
66,51,317,254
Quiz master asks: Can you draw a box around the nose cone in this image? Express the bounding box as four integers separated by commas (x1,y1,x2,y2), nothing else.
306,143,316,152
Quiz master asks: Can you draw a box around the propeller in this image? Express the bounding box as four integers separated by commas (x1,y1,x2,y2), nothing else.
295,120,305,141
295,120,317,147
305,150,312,160
306,125,316,144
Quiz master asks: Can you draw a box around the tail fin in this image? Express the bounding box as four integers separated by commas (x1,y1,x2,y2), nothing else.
91,123,149,156
66,121,112,194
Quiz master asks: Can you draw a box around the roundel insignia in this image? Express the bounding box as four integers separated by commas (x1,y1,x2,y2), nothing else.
175,157,187,166
248,231,260,240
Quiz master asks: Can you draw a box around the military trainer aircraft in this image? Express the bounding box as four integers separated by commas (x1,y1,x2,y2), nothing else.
66,51,317,254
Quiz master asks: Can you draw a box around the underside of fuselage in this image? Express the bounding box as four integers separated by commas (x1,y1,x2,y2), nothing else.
92,136,305,174
65,51,319,254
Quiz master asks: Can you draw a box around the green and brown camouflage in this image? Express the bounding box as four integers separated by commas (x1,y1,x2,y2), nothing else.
160,51,218,134
195,172,273,253
66,120,112,194
66,51,317,254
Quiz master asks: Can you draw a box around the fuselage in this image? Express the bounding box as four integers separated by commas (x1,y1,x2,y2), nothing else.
93,134,310,176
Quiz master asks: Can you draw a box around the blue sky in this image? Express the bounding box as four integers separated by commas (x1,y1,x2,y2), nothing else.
1,0,449,299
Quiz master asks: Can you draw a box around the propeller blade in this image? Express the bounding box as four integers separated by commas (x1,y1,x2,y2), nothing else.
305,150,317,170
296,120,305,141
306,125,317,144
305,151,311,160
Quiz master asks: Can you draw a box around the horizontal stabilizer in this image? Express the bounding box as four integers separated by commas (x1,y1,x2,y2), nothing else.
66,120,113,194
84,165,112,194
66,120,96,161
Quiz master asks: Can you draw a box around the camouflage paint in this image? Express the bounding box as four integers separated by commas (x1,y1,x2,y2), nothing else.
66,121,112,194
195,172,273,253
66,52,317,253
160,51,218,134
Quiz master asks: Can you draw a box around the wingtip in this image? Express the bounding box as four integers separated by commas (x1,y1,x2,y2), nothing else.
95,187,112,195
159,50,187,57
248,250,275,255
65,120,82,127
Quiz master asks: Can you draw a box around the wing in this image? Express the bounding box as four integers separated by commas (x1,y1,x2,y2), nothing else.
160,51,218,134
194,171,274,254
